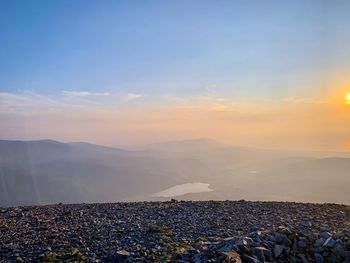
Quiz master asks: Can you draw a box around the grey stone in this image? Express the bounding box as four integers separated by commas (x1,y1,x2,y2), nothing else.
242,254,260,263
323,237,336,248
320,231,332,239
300,220,312,227
273,244,284,258
314,253,324,263
315,238,325,247
298,237,308,248
298,253,309,263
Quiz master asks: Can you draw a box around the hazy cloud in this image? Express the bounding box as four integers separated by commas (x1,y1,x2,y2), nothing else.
62,91,110,98
1,91,350,151
123,93,143,102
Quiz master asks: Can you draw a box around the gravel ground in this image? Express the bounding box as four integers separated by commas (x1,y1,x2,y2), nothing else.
0,200,349,262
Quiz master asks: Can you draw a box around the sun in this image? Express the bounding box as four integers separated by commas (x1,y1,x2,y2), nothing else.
346,93,350,104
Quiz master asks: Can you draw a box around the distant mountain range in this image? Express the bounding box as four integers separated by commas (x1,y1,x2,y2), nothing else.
0,139,349,206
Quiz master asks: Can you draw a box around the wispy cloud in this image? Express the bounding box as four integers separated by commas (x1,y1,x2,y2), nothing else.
0,92,58,111
0,91,109,112
204,84,218,94
122,93,143,102
62,91,110,98
282,97,328,104
0,90,144,113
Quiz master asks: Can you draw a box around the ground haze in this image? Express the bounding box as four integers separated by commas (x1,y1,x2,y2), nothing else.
1,139,349,207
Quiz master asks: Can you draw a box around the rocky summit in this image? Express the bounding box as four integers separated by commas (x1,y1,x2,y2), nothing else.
0,201,349,262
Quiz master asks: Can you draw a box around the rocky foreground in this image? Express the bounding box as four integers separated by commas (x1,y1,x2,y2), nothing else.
0,201,349,263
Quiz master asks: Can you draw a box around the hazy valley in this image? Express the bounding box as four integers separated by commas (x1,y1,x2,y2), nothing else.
0,139,349,207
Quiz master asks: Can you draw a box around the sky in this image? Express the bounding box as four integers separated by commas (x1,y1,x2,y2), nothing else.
1,0,350,150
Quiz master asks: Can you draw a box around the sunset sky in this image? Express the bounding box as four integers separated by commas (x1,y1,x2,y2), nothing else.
1,0,350,150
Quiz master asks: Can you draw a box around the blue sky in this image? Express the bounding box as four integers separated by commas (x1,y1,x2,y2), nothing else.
1,0,349,100
1,1,350,149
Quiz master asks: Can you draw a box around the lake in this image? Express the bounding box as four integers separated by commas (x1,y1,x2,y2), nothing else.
152,182,213,198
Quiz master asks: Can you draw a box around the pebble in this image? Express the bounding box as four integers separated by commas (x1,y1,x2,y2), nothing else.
0,201,349,262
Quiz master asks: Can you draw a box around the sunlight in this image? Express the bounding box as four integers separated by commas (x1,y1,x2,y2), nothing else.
346,92,350,104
